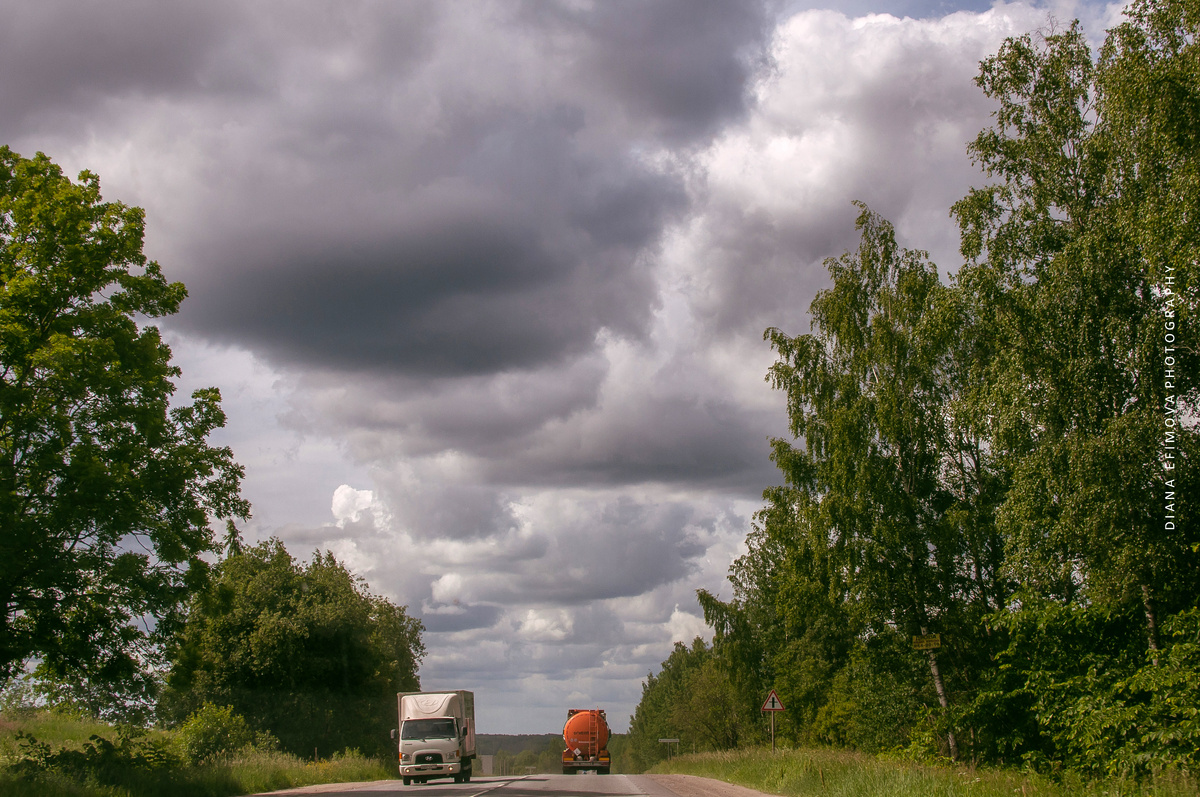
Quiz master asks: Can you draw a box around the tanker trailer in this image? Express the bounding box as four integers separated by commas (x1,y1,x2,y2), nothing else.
561,708,610,774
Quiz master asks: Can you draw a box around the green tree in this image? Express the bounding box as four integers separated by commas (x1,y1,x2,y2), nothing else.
661,0,1199,774
759,204,1010,759
607,733,632,774
162,538,425,758
671,657,746,751
698,496,856,750
691,205,1012,760
950,3,1200,771
626,637,709,770
953,10,1198,640
0,148,249,705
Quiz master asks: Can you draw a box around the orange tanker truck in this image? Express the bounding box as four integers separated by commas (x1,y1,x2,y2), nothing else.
561,708,610,774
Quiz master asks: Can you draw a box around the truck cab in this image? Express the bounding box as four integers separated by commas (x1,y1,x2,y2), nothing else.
395,691,475,785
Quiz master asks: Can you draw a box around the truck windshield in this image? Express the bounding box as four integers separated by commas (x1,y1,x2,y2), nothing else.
401,718,457,740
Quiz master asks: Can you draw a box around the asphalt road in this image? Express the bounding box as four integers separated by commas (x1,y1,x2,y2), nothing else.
252,773,776,797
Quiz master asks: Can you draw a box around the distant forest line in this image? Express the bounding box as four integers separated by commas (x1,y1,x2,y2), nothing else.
476,734,562,756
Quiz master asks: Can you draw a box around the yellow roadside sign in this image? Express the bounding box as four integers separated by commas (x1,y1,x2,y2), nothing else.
912,634,941,650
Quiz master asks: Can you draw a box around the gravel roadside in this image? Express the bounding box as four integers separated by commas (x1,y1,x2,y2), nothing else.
642,774,781,797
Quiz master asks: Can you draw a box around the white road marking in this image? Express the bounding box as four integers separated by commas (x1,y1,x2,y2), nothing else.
468,774,531,797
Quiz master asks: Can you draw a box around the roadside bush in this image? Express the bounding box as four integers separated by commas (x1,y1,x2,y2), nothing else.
0,708,390,797
11,726,179,785
1054,609,1200,778
175,703,275,765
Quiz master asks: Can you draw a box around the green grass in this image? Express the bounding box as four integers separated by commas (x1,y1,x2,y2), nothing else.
650,747,1200,797
0,708,115,763
0,709,396,797
222,748,394,795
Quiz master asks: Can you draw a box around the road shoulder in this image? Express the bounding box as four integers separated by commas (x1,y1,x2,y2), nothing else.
638,774,779,797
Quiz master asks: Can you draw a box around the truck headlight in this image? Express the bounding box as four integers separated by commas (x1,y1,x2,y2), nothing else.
400,753,411,762
448,750,460,760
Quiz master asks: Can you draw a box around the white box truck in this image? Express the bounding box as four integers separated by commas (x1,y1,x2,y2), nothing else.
392,690,476,785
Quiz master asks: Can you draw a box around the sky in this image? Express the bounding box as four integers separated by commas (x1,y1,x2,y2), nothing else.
1,0,1123,734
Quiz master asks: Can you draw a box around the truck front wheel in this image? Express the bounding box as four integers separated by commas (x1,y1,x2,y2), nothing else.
402,777,411,785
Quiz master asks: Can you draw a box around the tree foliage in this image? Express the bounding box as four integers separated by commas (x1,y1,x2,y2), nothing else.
948,3,1199,773
953,13,1198,629
0,147,249,699
161,539,425,758
626,637,754,770
701,205,1004,759
633,0,1199,777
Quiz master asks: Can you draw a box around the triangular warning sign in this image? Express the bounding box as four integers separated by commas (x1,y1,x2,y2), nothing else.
761,689,785,712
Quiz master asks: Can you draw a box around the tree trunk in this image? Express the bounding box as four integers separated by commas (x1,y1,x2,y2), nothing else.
1142,584,1160,667
921,625,958,761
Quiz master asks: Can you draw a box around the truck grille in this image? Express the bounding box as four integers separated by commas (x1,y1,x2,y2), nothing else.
417,753,443,764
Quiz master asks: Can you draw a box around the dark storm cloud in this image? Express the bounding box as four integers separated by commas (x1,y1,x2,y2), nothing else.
420,603,503,633
495,392,781,490
308,362,781,494
386,481,525,543
531,0,775,144
0,2,231,131
783,0,993,18
122,0,774,380
181,151,683,376
306,355,607,462
1,0,784,510
420,496,708,606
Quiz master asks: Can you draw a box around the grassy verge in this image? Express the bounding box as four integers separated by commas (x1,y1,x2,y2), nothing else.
650,747,1200,797
223,748,395,795
0,752,394,797
0,709,396,797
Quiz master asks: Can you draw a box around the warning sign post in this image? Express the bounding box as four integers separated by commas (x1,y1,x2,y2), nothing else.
912,633,941,651
761,690,785,752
